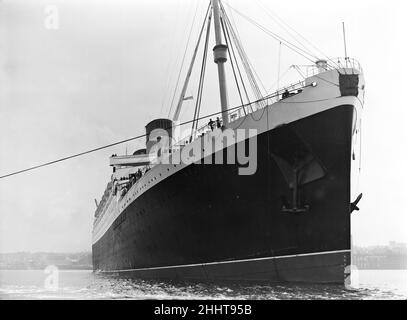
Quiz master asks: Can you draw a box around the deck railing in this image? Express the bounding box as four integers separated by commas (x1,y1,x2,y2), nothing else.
299,57,363,78
172,57,363,148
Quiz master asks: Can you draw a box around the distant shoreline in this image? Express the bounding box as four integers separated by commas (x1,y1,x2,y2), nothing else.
0,266,93,271
0,252,93,271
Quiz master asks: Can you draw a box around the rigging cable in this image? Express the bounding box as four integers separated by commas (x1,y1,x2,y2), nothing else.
194,15,212,133
223,2,318,64
171,3,212,121
277,41,282,91
160,0,183,115
292,65,306,80
225,13,267,109
1,4,353,181
222,2,268,95
223,9,264,100
1,89,304,180
256,0,314,59
255,0,340,70
222,15,250,107
167,2,203,119
222,15,252,115
190,11,212,139
221,5,265,108
220,16,245,108
267,66,292,92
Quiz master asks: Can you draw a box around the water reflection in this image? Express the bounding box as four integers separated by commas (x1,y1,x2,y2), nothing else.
0,270,406,300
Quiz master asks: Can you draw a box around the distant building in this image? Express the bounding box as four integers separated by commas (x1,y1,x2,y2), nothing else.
0,252,92,270
352,242,407,270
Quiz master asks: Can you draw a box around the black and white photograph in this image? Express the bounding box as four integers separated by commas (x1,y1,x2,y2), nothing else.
0,0,406,304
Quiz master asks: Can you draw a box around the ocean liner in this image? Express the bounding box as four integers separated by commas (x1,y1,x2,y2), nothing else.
92,0,365,283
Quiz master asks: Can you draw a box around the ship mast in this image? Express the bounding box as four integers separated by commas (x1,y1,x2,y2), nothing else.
212,0,229,127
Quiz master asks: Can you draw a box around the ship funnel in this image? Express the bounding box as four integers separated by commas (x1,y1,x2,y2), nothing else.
315,59,328,73
145,118,173,155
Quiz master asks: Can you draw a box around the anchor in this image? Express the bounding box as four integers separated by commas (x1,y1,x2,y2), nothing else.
350,193,363,214
281,160,310,214
269,126,326,215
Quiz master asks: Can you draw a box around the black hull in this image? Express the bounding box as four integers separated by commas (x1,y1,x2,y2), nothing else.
93,105,355,283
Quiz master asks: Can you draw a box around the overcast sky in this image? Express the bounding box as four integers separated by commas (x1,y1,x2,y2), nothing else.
0,0,406,253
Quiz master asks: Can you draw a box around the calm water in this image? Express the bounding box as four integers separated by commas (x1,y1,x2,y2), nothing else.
0,269,406,300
